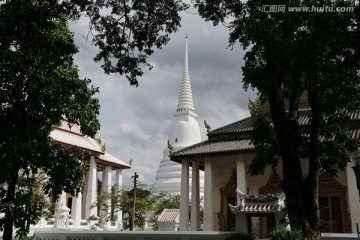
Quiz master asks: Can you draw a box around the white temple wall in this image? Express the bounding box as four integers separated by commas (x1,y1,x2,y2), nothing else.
244,157,349,193
211,156,237,221
346,155,360,233
203,151,356,233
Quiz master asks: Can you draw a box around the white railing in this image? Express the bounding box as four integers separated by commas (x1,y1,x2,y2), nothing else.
33,230,224,240
321,233,360,239
2,230,360,240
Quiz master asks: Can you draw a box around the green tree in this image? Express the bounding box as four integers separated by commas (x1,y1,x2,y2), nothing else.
194,0,360,239
1,0,188,237
62,0,188,86
1,172,50,239
88,184,122,229
121,183,151,230
148,192,180,230
90,183,152,230
90,188,182,231
0,0,100,239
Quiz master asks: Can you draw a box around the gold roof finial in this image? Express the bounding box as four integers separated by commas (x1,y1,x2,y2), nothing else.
204,120,212,134
168,140,174,156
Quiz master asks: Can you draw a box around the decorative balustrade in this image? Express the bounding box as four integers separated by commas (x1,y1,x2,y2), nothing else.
33,231,224,240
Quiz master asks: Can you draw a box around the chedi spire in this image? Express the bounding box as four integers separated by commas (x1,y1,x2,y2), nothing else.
152,34,203,194
176,35,195,114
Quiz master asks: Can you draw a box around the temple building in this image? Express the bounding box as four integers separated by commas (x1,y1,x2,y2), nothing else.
32,120,131,230
171,103,360,237
152,36,204,195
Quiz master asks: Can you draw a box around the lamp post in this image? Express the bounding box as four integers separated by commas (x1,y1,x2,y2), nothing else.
131,172,139,231
353,163,360,201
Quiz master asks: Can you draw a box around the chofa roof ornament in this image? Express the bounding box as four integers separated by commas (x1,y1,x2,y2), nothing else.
229,189,286,213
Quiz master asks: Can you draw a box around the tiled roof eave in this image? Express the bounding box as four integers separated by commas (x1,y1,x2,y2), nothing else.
97,159,131,170
172,148,254,160
171,139,255,161
171,128,360,159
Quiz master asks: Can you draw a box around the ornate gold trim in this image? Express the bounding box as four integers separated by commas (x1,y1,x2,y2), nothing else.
318,173,351,233
259,170,282,195
218,169,237,231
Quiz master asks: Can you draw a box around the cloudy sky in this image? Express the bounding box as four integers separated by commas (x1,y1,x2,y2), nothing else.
69,4,256,187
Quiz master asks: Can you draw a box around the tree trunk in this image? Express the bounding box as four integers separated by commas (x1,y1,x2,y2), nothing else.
268,73,321,239
302,90,322,239
3,170,19,240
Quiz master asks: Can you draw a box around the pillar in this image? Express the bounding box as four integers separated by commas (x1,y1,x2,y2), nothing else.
115,169,123,229
85,156,97,218
346,160,360,233
180,159,190,231
204,158,214,231
191,160,200,231
71,192,82,227
236,156,248,232
100,165,112,229
82,170,89,219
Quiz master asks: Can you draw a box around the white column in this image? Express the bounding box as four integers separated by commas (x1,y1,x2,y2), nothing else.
180,159,190,231
115,169,123,188
85,156,97,218
191,160,200,231
100,165,112,229
71,192,82,227
115,169,123,229
346,161,360,233
204,158,214,231
236,156,248,232
102,166,112,192
82,171,89,219
236,156,247,201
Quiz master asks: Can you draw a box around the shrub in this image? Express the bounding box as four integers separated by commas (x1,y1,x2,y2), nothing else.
270,228,306,240
223,231,253,240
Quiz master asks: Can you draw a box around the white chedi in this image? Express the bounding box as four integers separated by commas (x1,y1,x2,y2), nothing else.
152,36,204,195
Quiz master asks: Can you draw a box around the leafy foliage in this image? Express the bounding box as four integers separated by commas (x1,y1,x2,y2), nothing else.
222,231,254,240
270,228,306,240
3,172,49,239
148,192,180,230
122,183,152,230
248,115,278,175
90,186,181,231
90,183,152,230
0,0,99,238
88,184,124,229
61,0,188,86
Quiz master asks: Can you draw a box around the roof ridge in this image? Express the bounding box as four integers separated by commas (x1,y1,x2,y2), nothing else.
210,116,253,134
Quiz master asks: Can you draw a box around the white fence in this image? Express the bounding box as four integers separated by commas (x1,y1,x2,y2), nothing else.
321,233,360,239
33,230,224,240
2,230,360,240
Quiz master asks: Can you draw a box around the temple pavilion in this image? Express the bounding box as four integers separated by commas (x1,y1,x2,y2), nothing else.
171,104,360,238
33,120,131,230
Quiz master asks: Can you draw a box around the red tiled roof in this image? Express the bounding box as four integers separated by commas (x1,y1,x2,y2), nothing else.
51,120,130,170
158,209,180,222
